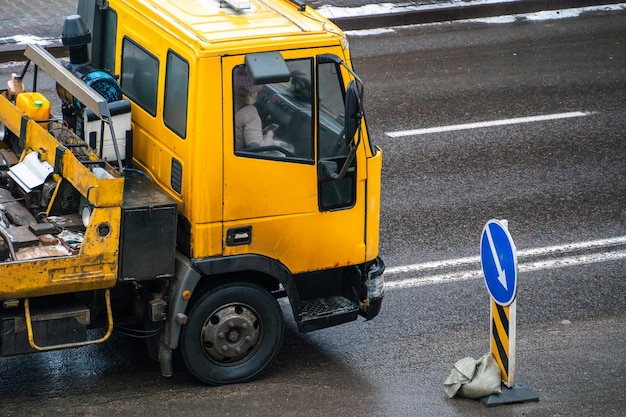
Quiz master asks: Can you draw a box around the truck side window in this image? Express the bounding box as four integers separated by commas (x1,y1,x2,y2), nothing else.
163,51,189,138
318,62,350,159
234,59,314,161
120,38,159,116
317,61,356,210
100,9,117,74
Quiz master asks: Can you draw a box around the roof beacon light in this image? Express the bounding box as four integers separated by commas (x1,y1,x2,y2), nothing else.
221,0,250,11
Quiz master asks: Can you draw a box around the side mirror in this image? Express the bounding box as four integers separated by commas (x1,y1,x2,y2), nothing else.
245,52,291,84
344,80,361,147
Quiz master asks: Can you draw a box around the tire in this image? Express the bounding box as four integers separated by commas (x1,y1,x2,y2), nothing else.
180,282,285,385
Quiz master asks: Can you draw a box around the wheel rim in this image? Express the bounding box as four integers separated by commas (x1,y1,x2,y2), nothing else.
200,303,262,365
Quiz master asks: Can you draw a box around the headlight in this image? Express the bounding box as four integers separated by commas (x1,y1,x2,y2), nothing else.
365,256,385,299
366,273,384,299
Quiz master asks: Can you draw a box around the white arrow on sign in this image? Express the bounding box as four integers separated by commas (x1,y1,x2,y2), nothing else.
486,225,508,290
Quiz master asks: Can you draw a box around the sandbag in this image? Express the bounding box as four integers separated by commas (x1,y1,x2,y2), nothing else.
443,353,502,399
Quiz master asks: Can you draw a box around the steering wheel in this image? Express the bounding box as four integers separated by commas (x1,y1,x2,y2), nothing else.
243,145,298,158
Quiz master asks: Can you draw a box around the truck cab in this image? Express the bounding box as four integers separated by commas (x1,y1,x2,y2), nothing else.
0,0,384,385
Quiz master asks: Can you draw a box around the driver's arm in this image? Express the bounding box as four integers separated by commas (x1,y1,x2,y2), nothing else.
240,106,273,148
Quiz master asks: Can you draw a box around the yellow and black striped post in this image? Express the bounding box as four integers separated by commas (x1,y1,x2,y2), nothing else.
490,298,516,388
480,220,538,405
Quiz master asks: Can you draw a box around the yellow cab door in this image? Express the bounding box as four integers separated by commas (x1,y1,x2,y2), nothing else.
221,51,367,274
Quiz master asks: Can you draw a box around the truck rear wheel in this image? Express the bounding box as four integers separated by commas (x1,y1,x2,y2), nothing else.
180,282,285,385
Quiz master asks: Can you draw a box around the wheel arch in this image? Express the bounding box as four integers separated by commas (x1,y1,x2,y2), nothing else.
192,253,301,313
164,253,301,352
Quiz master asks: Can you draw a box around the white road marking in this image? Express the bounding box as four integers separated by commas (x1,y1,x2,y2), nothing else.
386,236,626,275
385,111,592,137
385,236,626,290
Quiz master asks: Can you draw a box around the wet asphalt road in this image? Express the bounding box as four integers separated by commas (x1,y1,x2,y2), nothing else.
1,8,625,417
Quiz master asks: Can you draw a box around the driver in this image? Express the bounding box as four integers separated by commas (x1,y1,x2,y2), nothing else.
234,67,275,150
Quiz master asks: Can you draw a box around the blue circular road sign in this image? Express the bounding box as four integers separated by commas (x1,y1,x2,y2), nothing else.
480,219,518,306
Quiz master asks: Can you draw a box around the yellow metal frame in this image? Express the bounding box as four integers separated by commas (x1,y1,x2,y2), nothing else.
0,94,124,300
23,289,114,351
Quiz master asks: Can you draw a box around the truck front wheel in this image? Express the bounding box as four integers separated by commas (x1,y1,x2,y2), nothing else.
180,282,285,385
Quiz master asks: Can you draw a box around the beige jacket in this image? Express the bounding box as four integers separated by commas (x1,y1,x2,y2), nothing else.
235,105,273,150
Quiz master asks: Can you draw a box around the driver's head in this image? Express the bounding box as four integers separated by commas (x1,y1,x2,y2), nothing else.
234,67,263,103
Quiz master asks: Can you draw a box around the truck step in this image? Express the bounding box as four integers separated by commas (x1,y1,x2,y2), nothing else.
1,296,90,355
299,296,359,332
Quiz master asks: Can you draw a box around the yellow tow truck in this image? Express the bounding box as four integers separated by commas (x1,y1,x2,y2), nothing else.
0,0,384,385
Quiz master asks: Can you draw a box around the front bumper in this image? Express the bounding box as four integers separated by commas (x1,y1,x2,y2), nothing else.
359,256,385,320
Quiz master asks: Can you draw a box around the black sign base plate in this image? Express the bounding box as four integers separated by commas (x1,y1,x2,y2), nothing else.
481,381,539,407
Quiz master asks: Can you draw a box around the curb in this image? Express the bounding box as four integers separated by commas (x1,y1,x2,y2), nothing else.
329,0,625,30
1,0,623,63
